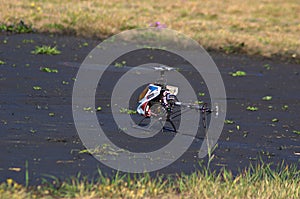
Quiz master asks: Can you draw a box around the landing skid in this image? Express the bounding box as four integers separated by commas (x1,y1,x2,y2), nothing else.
133,100,216,134
132,117,208,142
132,117,177,133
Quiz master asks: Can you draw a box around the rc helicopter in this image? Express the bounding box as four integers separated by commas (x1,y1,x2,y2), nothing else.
135,65,218,133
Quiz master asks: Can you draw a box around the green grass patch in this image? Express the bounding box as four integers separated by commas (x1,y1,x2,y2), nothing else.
32,86,42,90
292,130,300,135
31,46,61,55
282,105,289,110
40,67,58,73
82,106,102,112
114,61,126,68
263,64,271,70
62,80,69,85
198,92,205,96
119,108,137,114
22,39,34,44
230,70,247,77
0,163,299,198
246,106,258,111
262,96,272,101
221,42,245,54
0,20,33,33
224,119,235,124
83,107,92,111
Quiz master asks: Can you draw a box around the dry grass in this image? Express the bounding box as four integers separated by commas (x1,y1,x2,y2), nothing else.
0,0,299,59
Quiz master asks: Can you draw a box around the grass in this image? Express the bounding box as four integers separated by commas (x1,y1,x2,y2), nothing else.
0,0,299,60
246,106,259,111
0,1,299,198
40,67,58,73
262,95,273,101
282,105,289,110
230,70,247,77
0,20,33,33
224,119,235,124
119,108,137,114
32,86,42,90
0,163,299,199
31,45,61,55
114,61,127,68
293,130,300,135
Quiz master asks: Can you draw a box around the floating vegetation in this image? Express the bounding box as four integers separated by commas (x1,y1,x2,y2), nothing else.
230,70,246,77
114,61,126,68
224,120,235,124
263,64,271,70
292,130,300,135
83,107,92,111
246,106,258,111
282,105,289,111
262,96,272,101
198,92,205,96
31,45,61,55
40,67,58,73
119,108,137,114
32,86,42,90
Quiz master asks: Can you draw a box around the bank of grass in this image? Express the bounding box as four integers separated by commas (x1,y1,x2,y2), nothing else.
0,0,299,60
0,163,299,199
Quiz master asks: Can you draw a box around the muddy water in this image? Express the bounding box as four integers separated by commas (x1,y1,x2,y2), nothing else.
0,33,299,185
